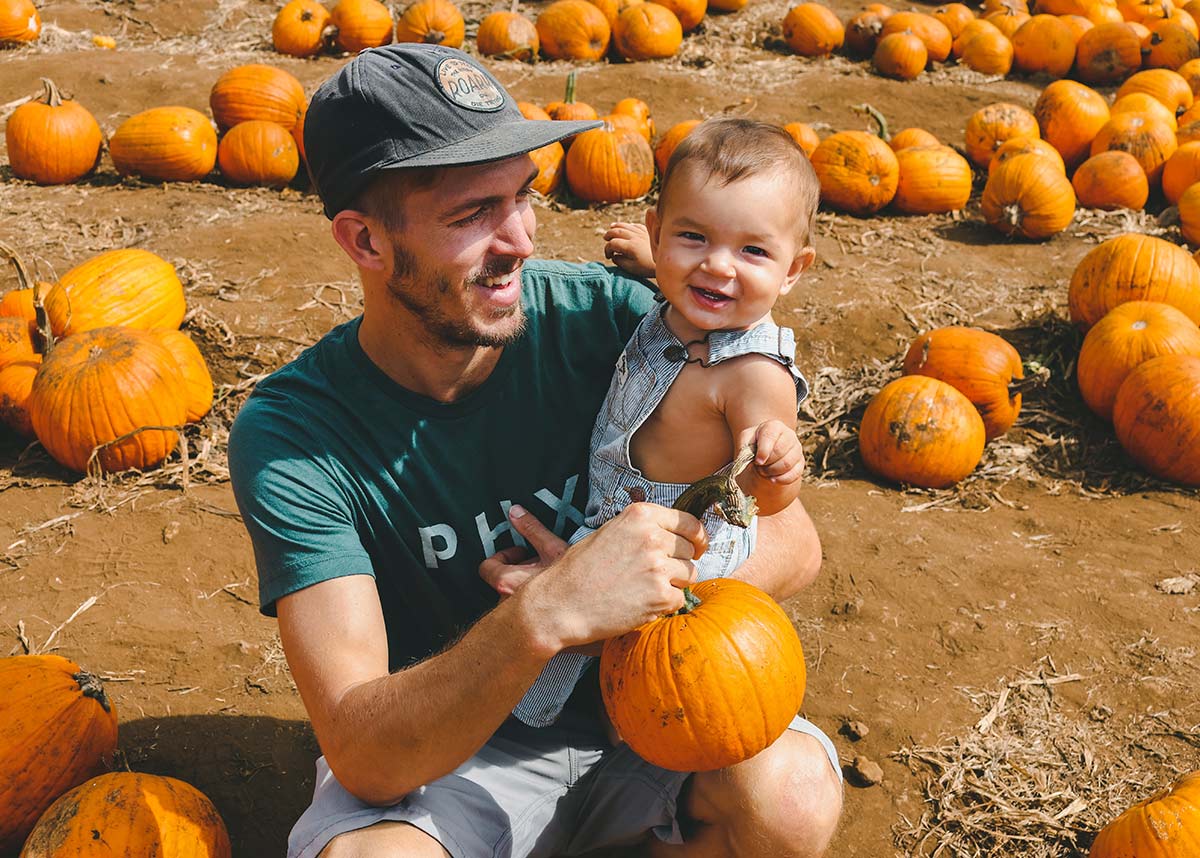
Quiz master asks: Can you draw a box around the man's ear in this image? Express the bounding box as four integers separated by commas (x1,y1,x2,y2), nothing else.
645,206,661,258
331,210,388,272
779,245,816,296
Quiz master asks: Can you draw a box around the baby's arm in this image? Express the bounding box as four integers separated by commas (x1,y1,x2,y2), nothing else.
603,221,655,280
721,356,805,517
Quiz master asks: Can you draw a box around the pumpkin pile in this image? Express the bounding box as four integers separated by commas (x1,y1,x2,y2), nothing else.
1068,233,1200,485
858,326,1032,488
0,243,213,475
0,654,231,857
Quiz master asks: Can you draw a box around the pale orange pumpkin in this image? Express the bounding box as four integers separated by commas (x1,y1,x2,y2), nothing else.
874,30,929,78
477,7,540,59
329,0,394,51
809,130,900,215
108,107,218,183
613,2,683,59
0,655,118,855
611,97,654,141
1068,233,1200,328
5,78,102,185
892,146,973,214
394,0,465,46
565,123,655,202
209,64,306,133
1074,21,1143,82
1033,79,1110,168
980,153,1077,239
19,772,231,858
272,0,332,56
902,325,1027,439
217,120,300,188
537,0,612,59
965,102,1041,168
1077,300,1200,420
50,248,186,338
782,2,845,55
1111,356,1200,484
858,375,987,488
1072,150,1150,209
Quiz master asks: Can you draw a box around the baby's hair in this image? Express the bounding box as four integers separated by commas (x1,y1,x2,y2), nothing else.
659,117,821,247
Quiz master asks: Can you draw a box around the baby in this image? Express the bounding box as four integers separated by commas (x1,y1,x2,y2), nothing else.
514,116,820,728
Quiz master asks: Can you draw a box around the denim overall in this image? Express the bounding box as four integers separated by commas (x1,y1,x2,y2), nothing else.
512,301,810,728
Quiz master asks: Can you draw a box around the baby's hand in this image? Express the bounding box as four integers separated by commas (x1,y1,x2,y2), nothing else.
603,222,655,280
742,421,806,485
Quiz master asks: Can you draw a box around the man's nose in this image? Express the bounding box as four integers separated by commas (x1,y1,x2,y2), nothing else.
493,206,534,259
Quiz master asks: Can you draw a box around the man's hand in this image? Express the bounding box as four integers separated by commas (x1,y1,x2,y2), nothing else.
479,505,566,597
738,420,806,486
604,221,655,280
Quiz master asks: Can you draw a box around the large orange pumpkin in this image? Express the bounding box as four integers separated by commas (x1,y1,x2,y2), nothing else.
217,120,300,188
0,0,39,41
0,655,118,855
965,102,1041,168
108,106,218,183
1090,113,1177,187
1117,67,1195,115
477,7,540,59
1068,233,1200,328
859,374,987,488
1112,355,1200,484
600,577,806,772
1033,79,1110,169
209,64,306,133
782,2,846,55
28,327,190,473
613,2,682,59
19,772,231,858
1074,21,1142,82
565,123,655,202
148,328,214,423
1011,13,1078,75
874,31,929,79
1077,300,1200,420
959,26,1014,73
537,0,612,60
6,78,102,185
810,130,899,215
891,146,972,214
980,153,1077,240
1088,771,1200,857
1072,150,1150,210
394,0,465,46
271,0,332,56
50,248,186,338
902,326,1026,439
329,0,394,51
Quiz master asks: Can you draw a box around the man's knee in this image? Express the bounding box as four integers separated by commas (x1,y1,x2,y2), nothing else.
318,821,452,858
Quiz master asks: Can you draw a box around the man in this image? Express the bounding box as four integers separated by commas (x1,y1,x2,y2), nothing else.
228,43,842,858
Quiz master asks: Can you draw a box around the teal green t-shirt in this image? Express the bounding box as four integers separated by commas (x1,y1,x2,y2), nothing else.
228,260,655,670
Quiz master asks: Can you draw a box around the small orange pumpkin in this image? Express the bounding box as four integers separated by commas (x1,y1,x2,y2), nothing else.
546,71,599,124
1117,67,1195,114
0,655,118,855
989,135,1067,174
892,146,973,214
1175,180,1200,243
1111,92,1179,129
960,26,1015,73
859,374,987,488
880,10,952,60
902,325,1027,439
209,63,306,133
1177,55,1200,91
1088,770,1200,857
654,0,706,31
1141,19,1200,68
782,121,821,156
537,0,612,59
394,0,465,46
1077,300,1200,420
1161,141,1200,202
329,0,394,51
272,0,332,56
0,0,39,42
19,772,231,858
477,6,540,59
984,6,1031,36
874,30,929,78
108,106,218,183
980,153,1077,239
613,2,682,59
809,130,900,215
1033,79,1110,168
5,78,102,185
933,2,976,37
1074,21,1143,82
654,118,701,173
1072,150,1150,209
530,141,566,196
782,2,845,55
1069,233,1200,328
1090,113,1177,186
845,7,890,55
965,102,1041,168
1010,13,1078,76
217,120,300,188
1111,356,1200,484
585,0,645,29
50,248,186,338
951,18,1002,58
565,122,655,202
890,127,941,150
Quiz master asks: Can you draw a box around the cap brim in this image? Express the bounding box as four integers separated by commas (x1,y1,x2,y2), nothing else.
382,118,603,169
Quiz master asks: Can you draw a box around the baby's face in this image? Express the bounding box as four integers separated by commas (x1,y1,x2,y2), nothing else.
649,166,811,338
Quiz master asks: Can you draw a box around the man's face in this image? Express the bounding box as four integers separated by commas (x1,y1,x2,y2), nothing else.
379,155,539,349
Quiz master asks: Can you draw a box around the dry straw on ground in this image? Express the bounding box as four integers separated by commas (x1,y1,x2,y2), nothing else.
892,659,1200,857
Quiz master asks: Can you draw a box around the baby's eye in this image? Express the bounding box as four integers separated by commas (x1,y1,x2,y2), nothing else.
679,231,704,242
744,245,769,257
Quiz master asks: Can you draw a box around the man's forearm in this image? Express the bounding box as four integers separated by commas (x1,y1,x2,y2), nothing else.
734,497,822,600
323,595,551,805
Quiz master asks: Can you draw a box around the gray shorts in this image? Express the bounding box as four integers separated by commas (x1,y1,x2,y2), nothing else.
287,711,841,858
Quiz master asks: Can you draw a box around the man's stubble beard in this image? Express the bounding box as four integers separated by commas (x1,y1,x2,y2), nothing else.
386,244,526,349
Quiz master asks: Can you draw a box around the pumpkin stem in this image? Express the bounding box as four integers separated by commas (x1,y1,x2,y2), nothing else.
73,670,113,713
563,70,577,105
0,239,55,354
855,102,890,141
1008,363,1050,398
425,29,446,43
38,77,63,108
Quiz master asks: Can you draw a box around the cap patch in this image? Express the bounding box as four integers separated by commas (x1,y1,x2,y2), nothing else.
435,57,505,112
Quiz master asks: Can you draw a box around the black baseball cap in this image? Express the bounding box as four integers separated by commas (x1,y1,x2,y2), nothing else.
305,44,601,219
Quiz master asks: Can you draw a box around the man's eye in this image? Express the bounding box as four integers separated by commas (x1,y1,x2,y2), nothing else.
456,207,487,226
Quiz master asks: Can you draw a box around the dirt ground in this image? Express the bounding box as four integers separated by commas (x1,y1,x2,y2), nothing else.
2,0,1199,856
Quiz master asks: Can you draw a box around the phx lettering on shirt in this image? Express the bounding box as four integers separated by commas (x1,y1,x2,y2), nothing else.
417,474,584,568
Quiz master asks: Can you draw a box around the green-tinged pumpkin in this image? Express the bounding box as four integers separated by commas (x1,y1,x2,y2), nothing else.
1111,354,1200,485
50,248,186,338
19,772,230,858
1068,233,1200,328
0,655,118,855
28,326,190,473
1077,300,1200,420
902,326,1026,439
858,374,987,488
109,107,217,183
600,577,806,772
5,78,102,185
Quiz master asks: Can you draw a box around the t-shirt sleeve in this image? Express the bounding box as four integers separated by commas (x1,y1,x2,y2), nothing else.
600,265,658,339
228,394,374,617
